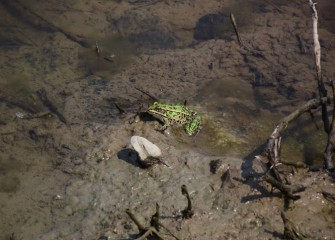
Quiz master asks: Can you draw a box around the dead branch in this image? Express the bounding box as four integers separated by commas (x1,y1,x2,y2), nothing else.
309,0,330,134
126,208,166,240
125,208,146,233
257,97,333,197
126,207,180,240
308,0,335,170
263,174,305,200
265,97,333,170
309,0,321,80
324,118,335,170
267,97,333,143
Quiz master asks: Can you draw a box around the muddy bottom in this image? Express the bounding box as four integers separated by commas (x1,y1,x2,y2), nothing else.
0,0,335,239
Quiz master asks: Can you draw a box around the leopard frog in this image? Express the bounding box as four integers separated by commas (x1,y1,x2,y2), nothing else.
147,102,201,136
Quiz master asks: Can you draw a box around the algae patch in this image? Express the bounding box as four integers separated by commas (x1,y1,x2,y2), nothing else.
198,114,247,156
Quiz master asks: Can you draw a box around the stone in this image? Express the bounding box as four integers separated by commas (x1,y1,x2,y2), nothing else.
130,136,162,161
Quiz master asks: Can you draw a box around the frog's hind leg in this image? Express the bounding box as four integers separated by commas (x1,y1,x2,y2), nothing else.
184,115,201,136
155,124,170,135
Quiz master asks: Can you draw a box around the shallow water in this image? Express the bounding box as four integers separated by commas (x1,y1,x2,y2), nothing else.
1,0,335,239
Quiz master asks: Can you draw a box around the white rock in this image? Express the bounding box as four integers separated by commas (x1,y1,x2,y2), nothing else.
130,136,162,160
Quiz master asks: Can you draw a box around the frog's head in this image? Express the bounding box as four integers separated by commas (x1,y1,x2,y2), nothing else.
185,115,201,136
148,102,159,112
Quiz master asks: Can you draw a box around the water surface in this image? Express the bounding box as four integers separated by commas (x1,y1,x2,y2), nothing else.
1,0,335,239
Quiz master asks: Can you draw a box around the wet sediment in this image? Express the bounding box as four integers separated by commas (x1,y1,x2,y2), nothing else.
0,0,335,239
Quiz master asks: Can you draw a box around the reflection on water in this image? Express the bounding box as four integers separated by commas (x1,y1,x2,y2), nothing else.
281,113,328,166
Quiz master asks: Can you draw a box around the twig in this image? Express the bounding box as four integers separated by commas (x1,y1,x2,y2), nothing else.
309,0,322,81
135,228,165,240
95,41,115,62
281,211,306,240
114,102,126,115
181,185,194,219
264,97,333,177
150,203,161,231
36,89,67,124
295,34,307,54
125,208,146,233
134,87,158,101
157,222,181,240
324,115,335,170
324,80,335,170
263,174,305,200
267,97,333,142
230,13,243,46
321,191,335,205
309,0,330,134
257,96,333,199
126,207,179,240
309,0,335,169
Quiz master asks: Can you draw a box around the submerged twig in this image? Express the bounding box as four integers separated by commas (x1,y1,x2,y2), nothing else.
16,111,52,120
295,34,307,54
134,87,158,101
181,185,194,219
36,89,67,124
114,102,126,115
230,13,243,46
95,41,115,63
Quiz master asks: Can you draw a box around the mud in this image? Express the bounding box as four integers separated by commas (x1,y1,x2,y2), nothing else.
0,0,335,239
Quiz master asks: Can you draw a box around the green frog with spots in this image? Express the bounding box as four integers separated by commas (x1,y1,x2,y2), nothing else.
147,102,201,136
